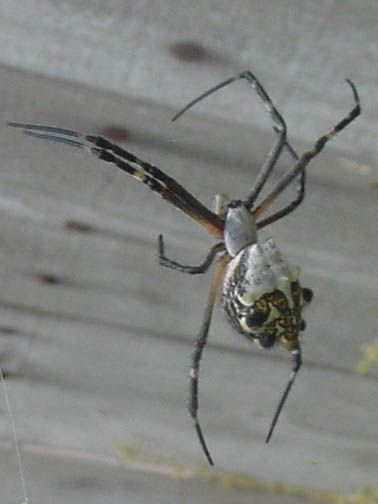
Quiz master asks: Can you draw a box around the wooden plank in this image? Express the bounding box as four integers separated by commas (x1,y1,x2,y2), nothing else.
0,64,377,503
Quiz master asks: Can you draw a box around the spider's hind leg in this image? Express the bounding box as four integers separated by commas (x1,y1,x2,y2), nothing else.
187,255,229,465
265,346,302,443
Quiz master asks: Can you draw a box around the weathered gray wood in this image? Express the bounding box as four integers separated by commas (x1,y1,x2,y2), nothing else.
1,0,377,166
0,1,378,498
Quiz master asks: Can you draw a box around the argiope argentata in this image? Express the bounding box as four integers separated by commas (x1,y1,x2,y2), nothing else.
8,71,360,466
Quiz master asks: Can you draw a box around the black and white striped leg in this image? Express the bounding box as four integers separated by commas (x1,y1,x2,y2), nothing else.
7,123,224,237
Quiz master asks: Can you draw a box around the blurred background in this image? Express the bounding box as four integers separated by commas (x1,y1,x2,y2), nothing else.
0,1,377,503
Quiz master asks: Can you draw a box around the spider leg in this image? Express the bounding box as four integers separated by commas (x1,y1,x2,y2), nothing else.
8,123,224,238
256,170,306,229
237,71,289,208
158,235,225,274
265,347,301,443
188,255,229,465
171,71,300,208
254,79,361,225
256,141,307,228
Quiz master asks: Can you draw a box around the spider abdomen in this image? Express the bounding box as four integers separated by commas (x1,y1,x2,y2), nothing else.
221,238,311,350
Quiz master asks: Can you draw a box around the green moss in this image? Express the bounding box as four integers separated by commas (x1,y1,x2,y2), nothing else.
116,441,376,503
336,487,378,504
356,340,378,375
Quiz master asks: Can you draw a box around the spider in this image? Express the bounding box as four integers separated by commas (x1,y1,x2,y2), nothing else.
8,71,360,466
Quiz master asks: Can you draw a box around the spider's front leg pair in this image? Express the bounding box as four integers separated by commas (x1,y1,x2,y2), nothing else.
173,70,306,228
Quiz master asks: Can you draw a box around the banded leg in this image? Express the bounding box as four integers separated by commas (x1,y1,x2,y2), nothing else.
257,142,306,228
172,71,299,208
7,123,224,238
188,255,229,465
158,235,225,274
254,79,361,223
265,347,302,443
